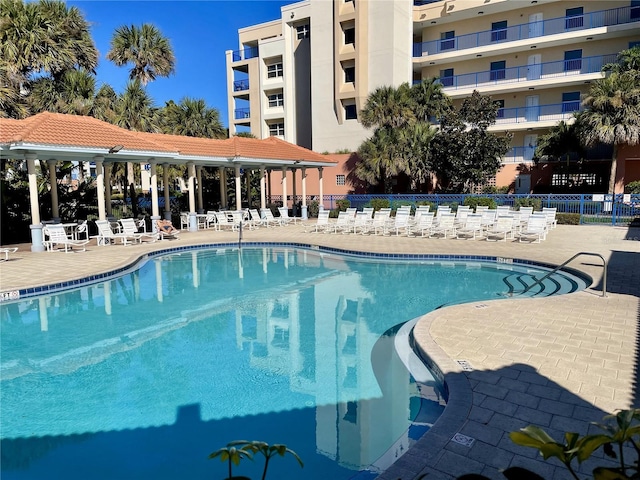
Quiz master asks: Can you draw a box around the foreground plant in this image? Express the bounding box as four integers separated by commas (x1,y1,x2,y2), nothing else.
209,440,303,480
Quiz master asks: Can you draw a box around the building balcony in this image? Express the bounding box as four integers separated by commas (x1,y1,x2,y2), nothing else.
233,79,250,91
413,5,639,58
488,102,582,131
234,108,251,120
232,46,259,62
437,54,617,97
503,144,613,164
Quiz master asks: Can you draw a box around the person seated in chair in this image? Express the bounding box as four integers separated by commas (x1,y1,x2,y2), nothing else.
157,219,179,234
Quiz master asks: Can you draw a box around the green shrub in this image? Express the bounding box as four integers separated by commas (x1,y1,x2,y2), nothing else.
329,209,340,218
514,197,542,211
556,213,580,225
417,200,437,212
463,197,496,210
336,199,350,212
624,180,640,194
307,201,319,218
370,198,390,211
390,200,414,214
481,185,510,194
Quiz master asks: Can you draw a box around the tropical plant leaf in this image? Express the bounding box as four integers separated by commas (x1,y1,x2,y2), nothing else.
576,435,614,462
539,442,570,461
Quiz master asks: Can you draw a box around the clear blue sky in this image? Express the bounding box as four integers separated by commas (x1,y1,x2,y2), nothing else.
68,0,296,128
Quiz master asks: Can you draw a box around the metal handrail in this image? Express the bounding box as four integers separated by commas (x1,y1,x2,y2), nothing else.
519,251,607,297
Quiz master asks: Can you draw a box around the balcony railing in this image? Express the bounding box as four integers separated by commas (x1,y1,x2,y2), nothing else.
503,144,613,163
234,108,251,120
437,54,617,91
495,101,582,126
232,46,259,62
233,79,249,91
414,5,639,57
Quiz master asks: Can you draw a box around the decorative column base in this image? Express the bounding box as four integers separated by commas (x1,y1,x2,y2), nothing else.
189,213,198,232
301,205,308,220
30,224,46,252
150,215,161,233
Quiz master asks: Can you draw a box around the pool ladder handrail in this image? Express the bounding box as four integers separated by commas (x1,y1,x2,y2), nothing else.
519,251,607,298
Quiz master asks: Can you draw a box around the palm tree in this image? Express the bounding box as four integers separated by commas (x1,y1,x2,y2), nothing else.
359,84,415,130
106,24,175,85
92,84,118,123
28,68,96,115
0,0,97,117
410,78,452,123
534,120,584,165
0,61,28,118
158,98,225,138
579,71,640,193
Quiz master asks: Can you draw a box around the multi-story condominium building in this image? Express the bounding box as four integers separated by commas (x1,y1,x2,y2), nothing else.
226,0,640,194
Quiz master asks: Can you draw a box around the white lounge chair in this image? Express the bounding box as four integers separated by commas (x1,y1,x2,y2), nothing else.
43,224,90,252
0,247,18,261
248,209,263,229
485,216,514,242
214,212,234,231
156,220,181,239
260,209,280,227
278,206,299,225
120,218,158,243
305,210,330,233
456,214,483,240
351,211,371,234
94,220,140,246
407,212,435,237
326,211,351,234
517,216,547,243
542,207,558,229
429,213,456,239
385,209,410,236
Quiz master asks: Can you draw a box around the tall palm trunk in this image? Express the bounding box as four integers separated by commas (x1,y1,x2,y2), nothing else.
607,144,618,194
127,161,135,212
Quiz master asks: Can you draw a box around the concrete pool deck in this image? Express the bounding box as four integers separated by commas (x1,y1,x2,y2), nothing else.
1,223,639,479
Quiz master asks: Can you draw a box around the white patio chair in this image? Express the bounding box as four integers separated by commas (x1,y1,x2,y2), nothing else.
305,210,330,233
74,220,89,240
385,209,410,236
351,212,371,234
260,208,281,227
429,213,456,239
325,211,351,234
475,205,489,214
156,220,181,240
93,220,141,246
120,218,158,243
0,247,18,261
542,207,558,229
496,205,512,215
43,224,90,252
362,207,374,220
179,212,189,230
278,206,299,225
407,212,435,237
517,215,547,243
480,210,497,229
248,209,263,229
456,214,484,240
214,212,234,231
435,205,451,218
485,216,515,242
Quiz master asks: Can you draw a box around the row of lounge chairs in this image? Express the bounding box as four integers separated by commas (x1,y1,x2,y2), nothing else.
185,207,302,231
306,205,557,243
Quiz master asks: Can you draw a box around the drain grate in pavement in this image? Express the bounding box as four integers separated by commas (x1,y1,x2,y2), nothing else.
452,433,475,447
455,359,474,371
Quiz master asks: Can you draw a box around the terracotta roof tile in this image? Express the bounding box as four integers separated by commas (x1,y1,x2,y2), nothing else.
0,112,336,165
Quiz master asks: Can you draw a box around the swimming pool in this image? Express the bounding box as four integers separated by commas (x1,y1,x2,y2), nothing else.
0,245,587,479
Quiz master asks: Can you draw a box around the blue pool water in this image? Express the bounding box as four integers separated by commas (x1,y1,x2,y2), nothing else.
0,246,586,479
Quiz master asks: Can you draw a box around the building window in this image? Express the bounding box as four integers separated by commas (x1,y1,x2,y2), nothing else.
267,63,283,78
344,104,357,120
562,92,581,113
344,66,355,83
344,27,355,45
565,7,584,29
632,1,640,19
495,99,505,118
631,41,640,48
296,24,310,39
564,49,582,71
336,174,346,186
440,31,455,51
269,122,285,136
491,20,508,42
440,68,454,87
268,93,284,108
490,61,506,81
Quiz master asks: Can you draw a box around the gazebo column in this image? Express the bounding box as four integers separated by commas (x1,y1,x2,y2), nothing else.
281,166,287,209
292,167,297,216
234,165,242,211
163,163,171,220
318,167,324,211
267,170,272,204
47,160,60,222
260,166,266,210
95,156,107,221
105,163,113,217
245,168,251,208
219,167,227,209
26,153,45,252
187,162,197,231
196,165,204,214
150,161,160,232
301,167,308,220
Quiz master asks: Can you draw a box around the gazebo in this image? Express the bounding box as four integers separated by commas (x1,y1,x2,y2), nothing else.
0,112,337,251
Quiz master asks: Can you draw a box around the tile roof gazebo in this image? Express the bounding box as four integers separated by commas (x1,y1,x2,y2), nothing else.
0,112,337,251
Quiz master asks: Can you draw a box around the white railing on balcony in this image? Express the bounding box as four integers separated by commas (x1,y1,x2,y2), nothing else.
233,79,249,91
495,102,581,126
437,54,617,91
414,5,639,57
234,108,251,120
